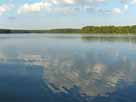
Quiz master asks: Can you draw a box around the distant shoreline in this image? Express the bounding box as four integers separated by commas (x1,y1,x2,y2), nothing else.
1,25,136,34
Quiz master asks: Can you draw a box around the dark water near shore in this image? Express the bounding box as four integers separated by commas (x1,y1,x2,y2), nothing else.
0,34,136,102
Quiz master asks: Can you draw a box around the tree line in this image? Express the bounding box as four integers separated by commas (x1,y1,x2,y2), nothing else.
81,26,136,34
1,25,136,34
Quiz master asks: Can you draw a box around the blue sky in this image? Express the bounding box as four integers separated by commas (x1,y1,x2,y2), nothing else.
0,0,136,29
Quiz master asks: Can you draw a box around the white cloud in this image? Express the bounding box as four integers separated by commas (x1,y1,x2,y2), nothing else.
112,8,122,14
131,0,136,4
48,0,76,4
17,0,105,14
63,0,76,4
111,4,129,14
95,0,106,3
124,4,128,10
17,0,133,15
0,5,10,15
18,2,51,14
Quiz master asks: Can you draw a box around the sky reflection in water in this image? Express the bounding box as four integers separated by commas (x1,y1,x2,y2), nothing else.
0,34,136,102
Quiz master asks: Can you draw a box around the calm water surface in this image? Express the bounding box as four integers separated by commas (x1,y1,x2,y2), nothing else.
0,34,136,102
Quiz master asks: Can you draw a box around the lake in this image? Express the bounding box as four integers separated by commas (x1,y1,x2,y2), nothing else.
0,34,136,102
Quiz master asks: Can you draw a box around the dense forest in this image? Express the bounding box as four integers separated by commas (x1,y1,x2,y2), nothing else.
1,25,136,34
81,26,136,34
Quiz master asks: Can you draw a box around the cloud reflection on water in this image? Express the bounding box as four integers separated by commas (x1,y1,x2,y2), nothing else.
0,35,136,100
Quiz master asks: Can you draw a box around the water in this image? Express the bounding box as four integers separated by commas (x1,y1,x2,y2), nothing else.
0,34,136,102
